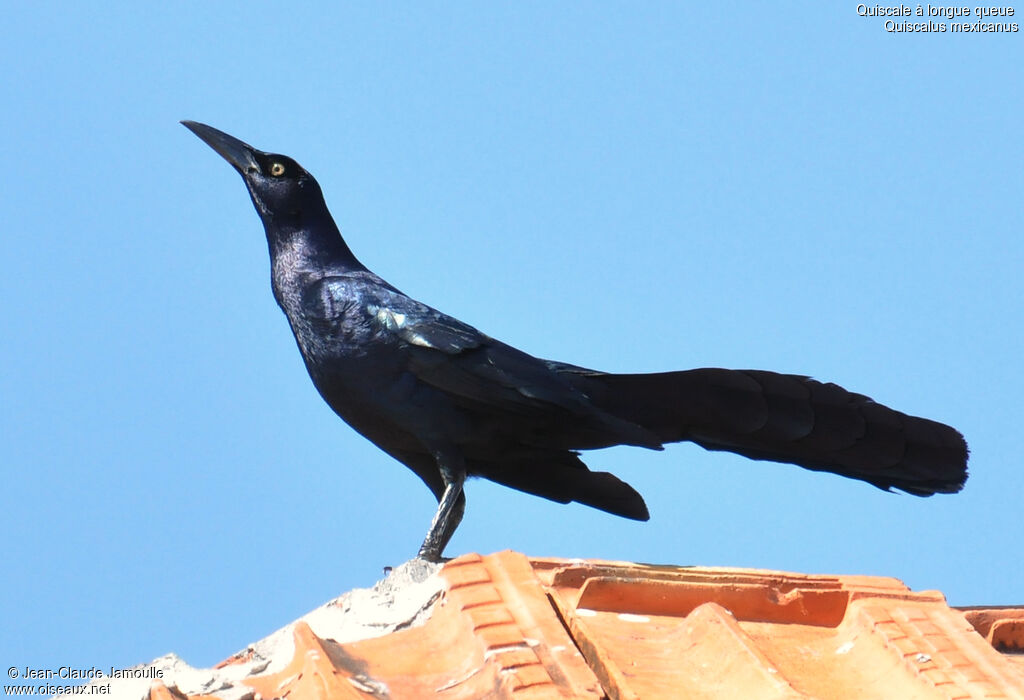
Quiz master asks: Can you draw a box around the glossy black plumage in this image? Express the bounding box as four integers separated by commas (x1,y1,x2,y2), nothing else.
183,121,969,561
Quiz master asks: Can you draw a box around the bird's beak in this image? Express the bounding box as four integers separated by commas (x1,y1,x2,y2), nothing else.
182,121,262,175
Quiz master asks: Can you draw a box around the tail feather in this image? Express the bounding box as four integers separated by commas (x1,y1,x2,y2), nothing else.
577,368,968,496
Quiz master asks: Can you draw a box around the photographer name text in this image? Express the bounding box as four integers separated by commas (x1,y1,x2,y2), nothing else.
9,666,163,681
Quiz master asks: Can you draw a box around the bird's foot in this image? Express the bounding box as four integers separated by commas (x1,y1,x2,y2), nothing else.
416,545,452,564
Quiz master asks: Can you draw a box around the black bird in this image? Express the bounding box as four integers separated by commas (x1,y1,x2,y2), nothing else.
182,121,968,562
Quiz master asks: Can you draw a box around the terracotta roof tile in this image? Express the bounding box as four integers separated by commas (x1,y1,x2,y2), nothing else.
125,551,1023,700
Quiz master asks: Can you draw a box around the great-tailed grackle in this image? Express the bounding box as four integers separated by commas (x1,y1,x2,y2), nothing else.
183,121,968,561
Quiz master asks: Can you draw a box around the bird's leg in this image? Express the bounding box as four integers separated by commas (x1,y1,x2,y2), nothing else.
417,451,466,562
419,489,465,563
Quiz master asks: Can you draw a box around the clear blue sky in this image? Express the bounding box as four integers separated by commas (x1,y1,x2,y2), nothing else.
2,2,1020,677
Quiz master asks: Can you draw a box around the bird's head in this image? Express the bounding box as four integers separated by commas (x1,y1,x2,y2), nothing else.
182,121,325,230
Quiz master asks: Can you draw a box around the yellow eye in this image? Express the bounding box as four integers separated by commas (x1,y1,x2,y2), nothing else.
270,162,286,176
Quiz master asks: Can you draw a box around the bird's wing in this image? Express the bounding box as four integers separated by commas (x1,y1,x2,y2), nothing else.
366,290,580,410
362,285,662,447
312,277,661,447
366,299,485,355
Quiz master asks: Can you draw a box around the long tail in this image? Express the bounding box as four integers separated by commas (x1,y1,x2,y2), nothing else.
578,368,968,496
